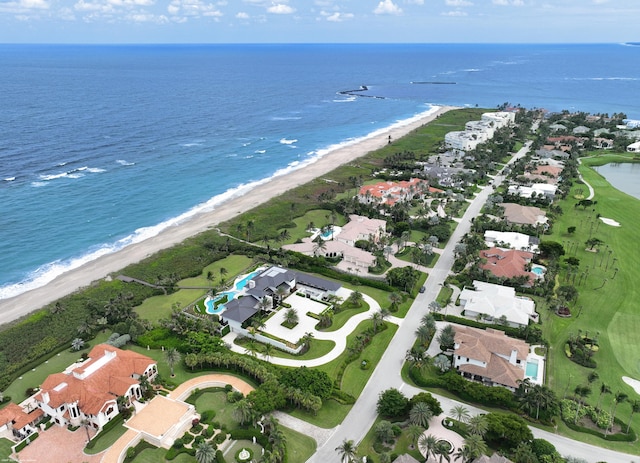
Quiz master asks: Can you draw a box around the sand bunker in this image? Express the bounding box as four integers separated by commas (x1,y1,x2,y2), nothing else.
600,217,621,227
622,376,640,394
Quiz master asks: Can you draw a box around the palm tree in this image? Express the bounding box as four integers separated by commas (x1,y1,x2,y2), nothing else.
335,439,357,463
449,405,470,424
433,354,451,372
370,311,383,333
164,348,181,377
405,346,430,373
195,441,216,463
388,292,403,311
263,343,275,363
429,301,442,314
457,434,487,462
406,424,425,450
596,382,612,410
607,391,628,435
347,290,363,307
71,338,85,351
232,399,253,425
284,307,298,326
80,418,92,443
415,324,433,346
573,385,591,423
313,235,327,256
418,434,438,462
626,399,640,433
409,402,433,428
466,414,488,437
374,420,395,444
433,439,452,463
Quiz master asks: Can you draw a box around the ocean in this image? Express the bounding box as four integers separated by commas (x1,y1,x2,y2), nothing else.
1,43,639,299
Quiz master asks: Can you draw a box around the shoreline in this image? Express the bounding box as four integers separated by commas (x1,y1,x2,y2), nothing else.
0,105,457,326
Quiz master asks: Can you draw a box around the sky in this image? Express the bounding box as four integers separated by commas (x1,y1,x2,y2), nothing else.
1,0,638,43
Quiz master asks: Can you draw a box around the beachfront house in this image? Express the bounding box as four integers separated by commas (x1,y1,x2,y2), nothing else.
444,111,515,153
453,325,529,391
358,179,430,206
507,183,557,200
459,280,537,328
34,344,157,430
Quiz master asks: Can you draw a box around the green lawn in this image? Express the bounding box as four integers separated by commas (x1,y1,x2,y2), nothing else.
236,337,336,361
0,438,13,461
321,303,369,332
358,416,423,462
185,388,240,429
225,439,263,461
134,254,254,323
85,417,128,454
277,209,346,245
280,427,317,463
131,445,194,463
2,330,112,401
540,156,640,442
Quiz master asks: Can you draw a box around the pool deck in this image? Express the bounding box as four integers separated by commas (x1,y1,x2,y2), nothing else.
526,345,546,385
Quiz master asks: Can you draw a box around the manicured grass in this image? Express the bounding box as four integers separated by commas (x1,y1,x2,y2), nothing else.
186,388,239,429
267,339,336,360
288,395,351,430
321,303,369,332
277,209,346,245
134,254,254,323
85,419,129,454
2,330,112,402
225,439,263,460
436,286,454,307
540,156,640,443
395,248,439,268
341,324,399,398
280,426,317,463
131,445,194,463
0,438,13,461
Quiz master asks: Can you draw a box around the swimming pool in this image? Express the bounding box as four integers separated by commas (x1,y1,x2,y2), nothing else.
205,269,263,315
526,360,539,378
532,267,544,276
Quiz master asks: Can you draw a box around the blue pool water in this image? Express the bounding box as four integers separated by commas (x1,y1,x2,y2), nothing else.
205,269,263,314
532,267,544,276
526,361,539,378
321,229,334,239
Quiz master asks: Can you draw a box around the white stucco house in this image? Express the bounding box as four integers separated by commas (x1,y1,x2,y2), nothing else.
34,344,157,430
459,281,537,328
484,230,539,252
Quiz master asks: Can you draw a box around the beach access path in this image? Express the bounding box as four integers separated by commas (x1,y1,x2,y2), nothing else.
0,106,457,326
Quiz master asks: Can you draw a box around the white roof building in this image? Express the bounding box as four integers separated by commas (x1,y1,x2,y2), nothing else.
627,141,640,152
508,183,557,200
459,280,537,328
337,215,387,246
484,230,539,252
445,131,489,152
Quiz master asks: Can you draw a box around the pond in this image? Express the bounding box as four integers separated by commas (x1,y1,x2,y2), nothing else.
593,162,640,200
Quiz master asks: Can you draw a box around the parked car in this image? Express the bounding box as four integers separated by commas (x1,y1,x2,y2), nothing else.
419,286,426,293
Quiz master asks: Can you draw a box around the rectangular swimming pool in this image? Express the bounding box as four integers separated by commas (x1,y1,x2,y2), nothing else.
526,360,539,378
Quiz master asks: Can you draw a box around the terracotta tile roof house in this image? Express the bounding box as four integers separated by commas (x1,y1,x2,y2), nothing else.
523,164,563,185
479,248,535,285
499,203,547,226
459,280,537,328
34,345,157,430
474,455,514,463
358,179,429,206
453,325,529,390
0,402,44,440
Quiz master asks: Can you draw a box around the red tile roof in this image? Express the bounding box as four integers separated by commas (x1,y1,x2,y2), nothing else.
0,402,43,430
480,248,534,283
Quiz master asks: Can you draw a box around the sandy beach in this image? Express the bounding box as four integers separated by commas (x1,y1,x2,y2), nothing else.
0,105,456,326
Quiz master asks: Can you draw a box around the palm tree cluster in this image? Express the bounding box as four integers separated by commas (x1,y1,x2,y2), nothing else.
515,378,560,422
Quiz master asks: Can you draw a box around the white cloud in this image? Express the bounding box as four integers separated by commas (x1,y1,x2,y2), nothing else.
74,0,113,13
126,12,169,22
492,0,524,5
168,0,223,17
236,11,249,18
0,0,49,13
441,9,467,16
373,0,402,15
446,0,472,6
324,11,353,21
267,3,294,14
406,0,424,5
108,0,154,7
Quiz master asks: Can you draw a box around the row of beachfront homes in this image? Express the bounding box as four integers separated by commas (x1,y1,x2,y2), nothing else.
0,344,157,441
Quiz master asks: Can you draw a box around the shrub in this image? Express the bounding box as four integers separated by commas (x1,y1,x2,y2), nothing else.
172,438,184,449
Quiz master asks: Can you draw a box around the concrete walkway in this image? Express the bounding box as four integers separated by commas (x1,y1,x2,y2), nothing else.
223,291,392,367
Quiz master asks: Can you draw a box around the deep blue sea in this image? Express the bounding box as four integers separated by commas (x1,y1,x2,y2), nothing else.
1,43,639,299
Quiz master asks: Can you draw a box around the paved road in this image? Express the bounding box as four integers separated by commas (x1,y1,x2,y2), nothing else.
305,141,638,463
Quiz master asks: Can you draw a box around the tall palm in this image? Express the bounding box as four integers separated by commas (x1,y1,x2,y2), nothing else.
406,424,425,450
415,324,433,347
388,292,403,310
626,399,640,433
449,405,470,424
418,434,438,462
459,434,487,461
596,382,612,410
232,399,253,426
466,414,488,437
195,441,216,463
263,343,275,363
428,301,442,314
335,439,357,463
405,346,430,373
433,439,452,463
573,385,591,424
410,402,433,428
607,391,628,435
164,348,181,377
370,311,383,333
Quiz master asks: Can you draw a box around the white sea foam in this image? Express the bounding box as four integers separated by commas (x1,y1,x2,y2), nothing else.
280,138,298,145
31,182,47,187
86,167,106,173
4,177,16,182
39,172,69,181
1,104,441,301
333,96,357,103
255,150,266,154
182,143,203,147
116,159,135,166
271,116,302,121
464,68,481,72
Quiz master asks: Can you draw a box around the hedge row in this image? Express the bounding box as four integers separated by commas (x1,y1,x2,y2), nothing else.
85,414,124,449
563,417,637,442
14,432,39,452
